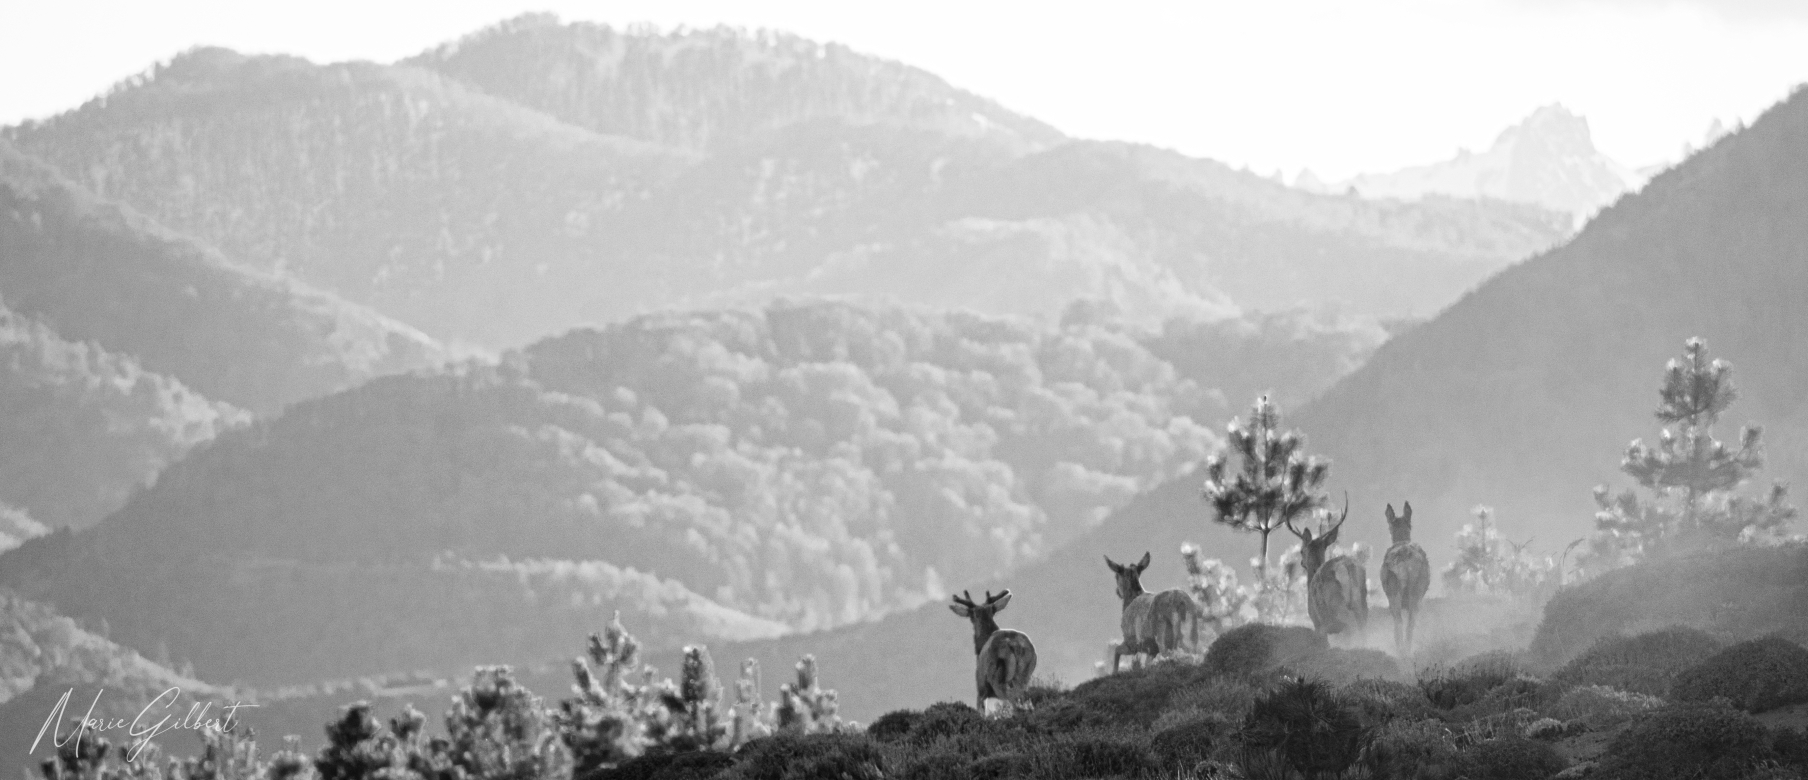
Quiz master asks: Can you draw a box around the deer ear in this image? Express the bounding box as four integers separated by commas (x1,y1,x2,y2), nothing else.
1104,555,1120,572
992,592,1013,612
1386,504,1396,523
1136,551,1152,571
1403,502,1413,521
949,602,971,618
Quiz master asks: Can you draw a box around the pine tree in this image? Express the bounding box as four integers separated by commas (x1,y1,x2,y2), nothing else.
1202,395,1332,581
1590,338,1797,566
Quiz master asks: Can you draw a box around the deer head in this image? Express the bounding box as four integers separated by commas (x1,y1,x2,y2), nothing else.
1104,552,1152,604
949,589,1014,655
1289,493,1349,575
1385,501,1414,544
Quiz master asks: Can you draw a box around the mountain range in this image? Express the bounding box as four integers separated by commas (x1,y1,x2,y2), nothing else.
1299,104,1647,222
4,14,1570,352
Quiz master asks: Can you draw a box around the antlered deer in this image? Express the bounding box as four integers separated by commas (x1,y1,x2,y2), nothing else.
948,590,1038,712
1381,502,1432,656
1104,552,1204,672
1289,495,1368,640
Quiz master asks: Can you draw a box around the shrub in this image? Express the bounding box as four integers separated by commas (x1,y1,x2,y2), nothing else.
1544,685,1663,730
965,751,1033,779
1448,676,1549,722
1356,718,1461,780
1595,701,1778,780
1207,623,1327,677
1063,661,1211,727
592,751,735,780
1341,678,1434,726
1154,675,1264,731
1672,636,1808,713
719,734,889,780
1032,738,1157,779
1549,626,1725,696
1240,677,1368,777
864,709,919,743
1150,714,1232,770
1417,652,1525,710
1455,736,1568,780
897,750,967,780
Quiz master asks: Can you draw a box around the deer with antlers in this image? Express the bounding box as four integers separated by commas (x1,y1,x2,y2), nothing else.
948,589,1038,712
1289,494,1368,641
1104,552,1204,673
1381,502,1432,656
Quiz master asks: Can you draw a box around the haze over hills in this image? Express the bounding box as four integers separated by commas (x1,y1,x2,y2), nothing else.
4,16,1572,351
1305,104,1647,222
0,140,448,529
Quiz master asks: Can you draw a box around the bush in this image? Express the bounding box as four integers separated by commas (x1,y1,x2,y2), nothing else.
1671,636,1808,714
1341,678,1434,726
719,734,889,780
896,702,987,745
1150,714,1232,770
593,751,735,780
865,709,919,743
897,750,967,780
1357,718,1462,780
1548,626,1724,697
1455,736,1568,780
1417,652,1526,710
1154,675,1264,731
1448,676,1548,722
1062,661,1211,727
1240,677,1368,777
1595,701,1778,780
1544,685,1663,730
1207,623,1327,677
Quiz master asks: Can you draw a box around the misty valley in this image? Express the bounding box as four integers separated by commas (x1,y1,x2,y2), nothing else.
4,12,1808,780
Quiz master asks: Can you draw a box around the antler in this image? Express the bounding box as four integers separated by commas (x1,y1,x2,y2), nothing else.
1328,491,1350,535
985,589,1012,604
952,590,978,608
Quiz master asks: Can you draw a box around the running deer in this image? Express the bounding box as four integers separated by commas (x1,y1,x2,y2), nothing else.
1381,502,1431,656
948,590,1038,712
1104,552,1204,672
1289,495,1368,640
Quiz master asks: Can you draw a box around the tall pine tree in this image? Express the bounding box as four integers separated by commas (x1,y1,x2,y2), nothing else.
1590,338,1796,566
1202,395,1332,580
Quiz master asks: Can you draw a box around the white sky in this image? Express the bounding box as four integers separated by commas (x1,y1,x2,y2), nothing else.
2,0,1805,181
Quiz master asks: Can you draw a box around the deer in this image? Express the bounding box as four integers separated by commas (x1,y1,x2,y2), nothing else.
1289,494,1368,642
1103,552,1205,673
948,589,1038,713
1380,502,1432,656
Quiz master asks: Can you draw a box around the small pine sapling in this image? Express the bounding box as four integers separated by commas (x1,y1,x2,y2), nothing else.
774,656,852,734
729,659,773,747
555,612,664,772
1202,395,1334,583
444,666,560,780
655,645,729,752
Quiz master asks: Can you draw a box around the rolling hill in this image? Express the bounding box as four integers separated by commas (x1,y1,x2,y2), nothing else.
0,140,448,529
0,301,1392,687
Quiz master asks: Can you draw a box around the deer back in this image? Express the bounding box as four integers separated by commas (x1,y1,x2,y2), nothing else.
1381,542,1431,608
1307,555,1368,635
978,629,1038,696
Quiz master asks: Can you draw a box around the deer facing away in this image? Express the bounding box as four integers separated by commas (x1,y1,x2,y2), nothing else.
1104,552,1204,672
1381,502,1432,656
1290,496,1368,640
948,589,1038,711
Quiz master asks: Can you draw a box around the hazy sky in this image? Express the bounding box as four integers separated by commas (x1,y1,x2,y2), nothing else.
3,0,1805,181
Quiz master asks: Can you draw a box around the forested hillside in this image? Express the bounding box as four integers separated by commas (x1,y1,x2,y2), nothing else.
5,18,1570,351
0,301,1380,686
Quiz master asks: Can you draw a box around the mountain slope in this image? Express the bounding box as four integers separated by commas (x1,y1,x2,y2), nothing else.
1291,84,1808,570
0,302,247,529
0,301,1286,685
406,13,1065,153
0,139,447,417
1341,105,1646,219
6,26,1571,352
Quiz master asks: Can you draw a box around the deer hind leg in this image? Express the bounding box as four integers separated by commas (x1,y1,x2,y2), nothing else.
1406,607,1419,656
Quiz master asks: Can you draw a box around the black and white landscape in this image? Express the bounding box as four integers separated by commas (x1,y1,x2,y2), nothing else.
3,6,1808,780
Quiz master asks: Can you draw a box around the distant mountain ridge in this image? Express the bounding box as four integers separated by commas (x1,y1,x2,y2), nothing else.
1317,104,1646,220
5,17,1573,351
